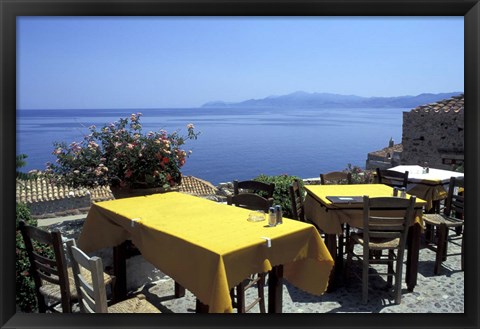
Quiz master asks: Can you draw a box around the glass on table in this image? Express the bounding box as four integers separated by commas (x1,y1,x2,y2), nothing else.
247,210,266,222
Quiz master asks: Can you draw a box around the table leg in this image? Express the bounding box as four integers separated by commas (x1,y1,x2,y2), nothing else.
324,233,338,292
406,224,421,292
112,241,128,302
195,299,209,313
174,282,185,298
268,265,283,313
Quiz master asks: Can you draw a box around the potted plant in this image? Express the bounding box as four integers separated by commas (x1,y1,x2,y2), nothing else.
45,113,199,198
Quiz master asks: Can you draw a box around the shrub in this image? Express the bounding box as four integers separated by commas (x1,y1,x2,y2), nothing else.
15,203,38,312
253,174,305,219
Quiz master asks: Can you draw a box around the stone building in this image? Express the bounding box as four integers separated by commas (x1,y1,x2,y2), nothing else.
365,138,403,170
400,94,464,170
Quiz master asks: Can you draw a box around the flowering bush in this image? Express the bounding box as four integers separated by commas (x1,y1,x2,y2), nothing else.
46,113,199,189
344,163,375,184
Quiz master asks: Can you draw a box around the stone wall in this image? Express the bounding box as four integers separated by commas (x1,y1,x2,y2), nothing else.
401,96,464,170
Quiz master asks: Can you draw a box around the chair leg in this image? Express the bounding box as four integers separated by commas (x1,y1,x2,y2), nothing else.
461,235,464,271
37,293,47,313
362,257,369,304
257,273,266,313
455,226,462,236
442,230,448,262
434,224,448,275
394,249,404,305
387,250,394,288
229,287,237,308
425,223,433,243
344,238,354,284
235,282,246,313
338,232,345,260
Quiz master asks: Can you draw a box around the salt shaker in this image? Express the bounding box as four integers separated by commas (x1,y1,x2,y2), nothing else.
393,187,398,197
400,187,406,198
268,207,276,227
423,162,429,174
275,205,283,224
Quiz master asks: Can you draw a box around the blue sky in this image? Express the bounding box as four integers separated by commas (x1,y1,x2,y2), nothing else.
17,16,464,109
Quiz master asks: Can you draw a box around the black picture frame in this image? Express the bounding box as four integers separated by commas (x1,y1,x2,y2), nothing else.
1,1,478,329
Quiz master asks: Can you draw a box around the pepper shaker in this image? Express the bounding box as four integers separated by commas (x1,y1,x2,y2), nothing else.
275,205,283,224
393,187,398,197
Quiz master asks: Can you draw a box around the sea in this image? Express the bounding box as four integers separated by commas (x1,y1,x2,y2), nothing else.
16,107,408,186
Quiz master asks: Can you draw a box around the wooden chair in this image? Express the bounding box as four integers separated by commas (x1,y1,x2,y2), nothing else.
375,168,409,189
19,221,115,313
227,193,274,213
226,192,272,313
19,220,73,313
289,179,324,235
345,195,416,304
65,240,161,313
289,179,306,222
320,171,353,259
225,179,275,313
320,171,352,185
423,176,464,274
233,179,275,199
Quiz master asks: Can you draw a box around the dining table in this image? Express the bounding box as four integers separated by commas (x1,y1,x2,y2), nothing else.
304,184,427,292
77,191,334,313
389,165,464,212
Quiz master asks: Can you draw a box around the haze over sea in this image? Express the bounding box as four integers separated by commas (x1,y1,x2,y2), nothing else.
17,107,407,186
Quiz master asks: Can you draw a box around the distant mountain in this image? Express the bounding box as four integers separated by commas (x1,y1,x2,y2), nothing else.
201,91,463,109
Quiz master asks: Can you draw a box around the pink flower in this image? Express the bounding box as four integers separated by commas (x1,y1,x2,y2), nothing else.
125,169,133,178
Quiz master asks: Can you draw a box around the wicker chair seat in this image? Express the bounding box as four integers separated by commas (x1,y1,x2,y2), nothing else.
107,294,161,313
350,233,400,249
40,267,113,300
423,213,464,227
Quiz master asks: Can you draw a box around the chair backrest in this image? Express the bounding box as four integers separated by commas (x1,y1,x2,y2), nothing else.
289,179,305,222
320,171,352,185
362,196,416,250
65,240,109,313
227,193,274,212
233,180,275,198
18,220,72,313
375,168,409,188
444,176,464,219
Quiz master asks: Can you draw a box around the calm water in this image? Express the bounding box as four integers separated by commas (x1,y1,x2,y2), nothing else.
16,107,408,185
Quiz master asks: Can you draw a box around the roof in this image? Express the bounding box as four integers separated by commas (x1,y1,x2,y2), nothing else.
411,94,464,114
368,143,403,157
16,175,218,205
16,177,114,204
178,175,219,196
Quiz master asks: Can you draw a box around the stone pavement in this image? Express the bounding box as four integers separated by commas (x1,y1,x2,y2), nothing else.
133,234,464,313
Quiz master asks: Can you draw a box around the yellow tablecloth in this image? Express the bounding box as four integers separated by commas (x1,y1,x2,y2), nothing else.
78,192,334,313
304,184,427,234
406,180,447,211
